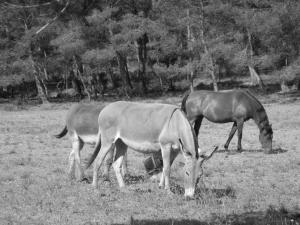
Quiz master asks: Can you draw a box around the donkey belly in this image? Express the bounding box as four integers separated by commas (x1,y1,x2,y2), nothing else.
79,134,98,144
120,137,161,153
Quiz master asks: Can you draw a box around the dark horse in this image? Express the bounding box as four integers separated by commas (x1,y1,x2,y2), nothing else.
181,89,273,153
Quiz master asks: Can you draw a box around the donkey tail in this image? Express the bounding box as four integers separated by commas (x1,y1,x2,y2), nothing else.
54,126,68,138
85,137,101,169
181,90,191,113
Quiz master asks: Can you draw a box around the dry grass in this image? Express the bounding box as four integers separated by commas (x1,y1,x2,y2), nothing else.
0,96,299,225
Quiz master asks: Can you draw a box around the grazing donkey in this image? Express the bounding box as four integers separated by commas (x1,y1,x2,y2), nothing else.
181,89,273,153
86,101,202,198
55,103,127,181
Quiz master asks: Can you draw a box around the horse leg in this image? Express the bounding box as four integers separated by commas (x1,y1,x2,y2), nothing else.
159,144,171,191
194,116,203,137
237,120,244,152
113,140,128,188
224,122,237,151
92,142,115,189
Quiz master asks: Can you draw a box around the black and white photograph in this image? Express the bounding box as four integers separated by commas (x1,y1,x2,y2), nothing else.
0,0,299,224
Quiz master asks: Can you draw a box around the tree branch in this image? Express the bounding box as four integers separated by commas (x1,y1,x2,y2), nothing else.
35,0,70,35
2,1,53,8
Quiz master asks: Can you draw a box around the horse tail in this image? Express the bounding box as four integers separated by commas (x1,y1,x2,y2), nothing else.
85,136,101,169
54,126,68,138
181,90,191,113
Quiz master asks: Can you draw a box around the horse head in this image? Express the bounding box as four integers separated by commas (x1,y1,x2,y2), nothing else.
259,123,273,153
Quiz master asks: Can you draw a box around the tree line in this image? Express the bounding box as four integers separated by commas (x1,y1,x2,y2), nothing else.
0,0,300,102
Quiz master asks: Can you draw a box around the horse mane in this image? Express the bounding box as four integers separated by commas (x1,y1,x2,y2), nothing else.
181,90,191,113
243,89,264,111
242,89,273,134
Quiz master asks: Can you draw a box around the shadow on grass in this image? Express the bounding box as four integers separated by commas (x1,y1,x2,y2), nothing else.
169,183,236,200
217,148,288,154
124,174,145,185
83,174,145,185
111,206,300,225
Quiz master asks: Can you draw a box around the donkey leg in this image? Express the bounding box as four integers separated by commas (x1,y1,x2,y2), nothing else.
73,139,85,181
121,151,128,177
159,144,172,191
92,142,115,189
68,136,83,180
237,120,244,152
113,140,128,188
102,149,114,182
224,122,237,151
68,149,75,180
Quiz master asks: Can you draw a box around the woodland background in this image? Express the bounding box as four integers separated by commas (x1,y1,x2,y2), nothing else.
0,0,300,103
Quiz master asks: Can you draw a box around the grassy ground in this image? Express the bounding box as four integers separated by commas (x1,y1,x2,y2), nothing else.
0,95,299,225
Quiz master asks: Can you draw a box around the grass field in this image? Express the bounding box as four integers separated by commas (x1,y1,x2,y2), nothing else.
0,95,299,225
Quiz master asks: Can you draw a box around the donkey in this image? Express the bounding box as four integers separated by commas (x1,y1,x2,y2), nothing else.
181,89,273,153
55,103,127,181
86,101,202,198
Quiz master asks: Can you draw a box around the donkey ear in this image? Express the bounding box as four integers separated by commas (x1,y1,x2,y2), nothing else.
270,123,272,128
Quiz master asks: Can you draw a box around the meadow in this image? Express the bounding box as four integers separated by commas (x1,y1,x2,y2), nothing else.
0,94,299,225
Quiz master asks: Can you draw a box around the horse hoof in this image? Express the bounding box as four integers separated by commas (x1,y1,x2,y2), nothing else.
227,151,236,155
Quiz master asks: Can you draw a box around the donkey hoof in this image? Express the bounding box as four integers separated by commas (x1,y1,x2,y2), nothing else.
184,195,195,201
120,187,131,193
102,177,111,185
166,189,174,195
80,177,90,184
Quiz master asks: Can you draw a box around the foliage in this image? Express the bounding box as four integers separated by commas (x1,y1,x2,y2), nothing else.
1,0,300,96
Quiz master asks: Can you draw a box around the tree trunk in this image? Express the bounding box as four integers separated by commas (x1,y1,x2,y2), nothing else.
136,33,148,94
43,50,49,80
148,61,163,92
73,56,91,100
36,66,49,96
116,52,132,98
107,65,117,89
117,52,133,92
24,20,49,104
33,72,49,104
187,9,195,92
29,55,49,104
199,0,218,91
